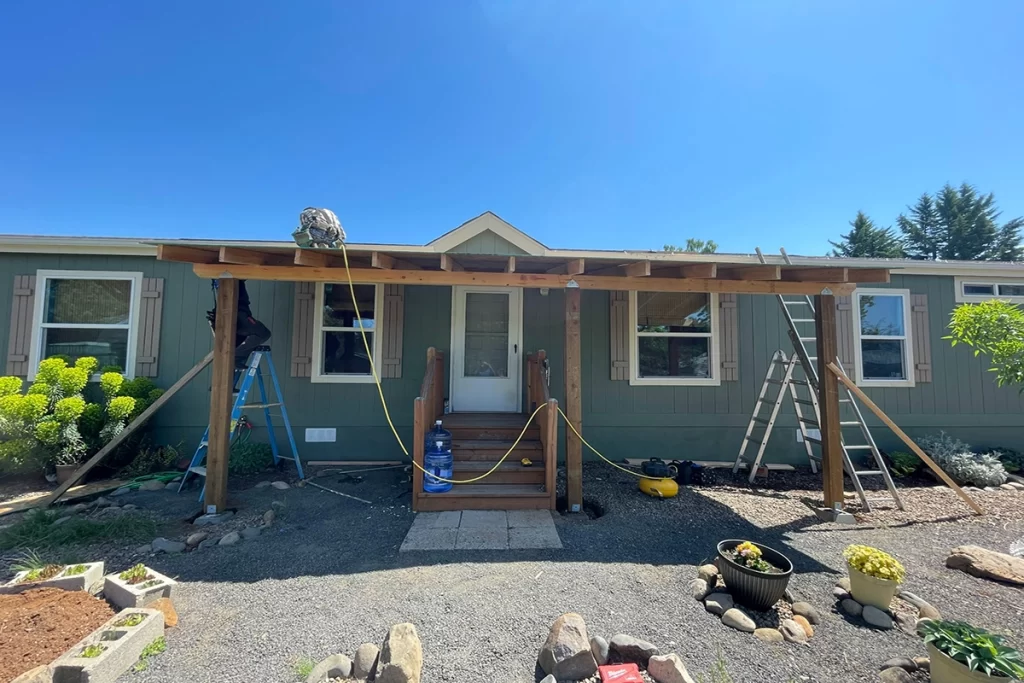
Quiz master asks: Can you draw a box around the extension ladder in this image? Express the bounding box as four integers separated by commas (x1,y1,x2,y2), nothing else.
732,249,903,512
178,346,303,501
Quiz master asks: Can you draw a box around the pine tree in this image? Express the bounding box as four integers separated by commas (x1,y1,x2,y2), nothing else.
829,212,904,258
664,238,718,254
898,183,1023,261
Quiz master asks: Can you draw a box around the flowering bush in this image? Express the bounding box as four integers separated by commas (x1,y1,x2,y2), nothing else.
843,544,905,584
732,540,774,573
918,432,1008,487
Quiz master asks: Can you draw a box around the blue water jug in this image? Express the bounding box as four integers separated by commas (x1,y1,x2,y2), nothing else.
423,420,453,493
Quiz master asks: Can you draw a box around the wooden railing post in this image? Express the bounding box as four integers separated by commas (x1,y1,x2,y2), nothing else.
412,397,425,511
545,398,558,510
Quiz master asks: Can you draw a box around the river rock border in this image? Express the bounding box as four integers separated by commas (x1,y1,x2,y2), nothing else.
304,623,421,683
833,577,941,635
691,563,820,645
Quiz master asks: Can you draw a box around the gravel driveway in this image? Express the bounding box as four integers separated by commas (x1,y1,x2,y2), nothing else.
118,465,1024,683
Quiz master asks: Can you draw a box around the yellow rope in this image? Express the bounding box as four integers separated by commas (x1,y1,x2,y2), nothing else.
557,405,664,480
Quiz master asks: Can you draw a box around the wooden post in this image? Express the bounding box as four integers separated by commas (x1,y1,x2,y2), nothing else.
412,397,425,511
546,398,558,511
564,287,583,512
205,278,238,513
814,293,844,509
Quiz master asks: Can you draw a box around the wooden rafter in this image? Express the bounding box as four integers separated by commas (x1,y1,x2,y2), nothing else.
440,254,464,272
505,256,516,273
371,251,421,270
718,265,782,281
622,261,651,277
218,247,294,266
547,258,585,275
846,268,890,284
157,245,219,264
679,263,717,278
783,267,849,283
294,249,339,268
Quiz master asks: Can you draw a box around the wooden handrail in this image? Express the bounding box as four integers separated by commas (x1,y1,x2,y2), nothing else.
528,350,558,510
413,347,445,511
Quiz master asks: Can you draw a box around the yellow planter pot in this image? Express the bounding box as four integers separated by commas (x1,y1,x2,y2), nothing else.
847,564,898,611
927,643,1013,683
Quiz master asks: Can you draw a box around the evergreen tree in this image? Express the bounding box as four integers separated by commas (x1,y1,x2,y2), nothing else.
829,211,904,258
898,183,1023,261
664,238,717,254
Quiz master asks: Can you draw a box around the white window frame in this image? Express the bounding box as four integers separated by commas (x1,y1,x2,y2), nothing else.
954,276,1024,303
311,282,383,384
28,270,144,380
852,287,914,388
628,290,720,387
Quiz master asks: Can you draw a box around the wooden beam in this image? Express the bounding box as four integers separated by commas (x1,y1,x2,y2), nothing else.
45,352,215,507
815,293,844,509
783,267,849,282
206,279,238,513
217,247,294,266
505,256,516,273
565,287,583,512
371,252,396,269
192,263,859,296
294,249,338,268
622,261,651,277
826,362,984,515
679,263,717,279
157,244,218,264
846,268,891,284
718,265,782,281
440,254,464,272
547,258,585,275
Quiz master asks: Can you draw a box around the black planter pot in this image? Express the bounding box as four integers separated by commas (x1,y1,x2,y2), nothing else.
716,539,794,611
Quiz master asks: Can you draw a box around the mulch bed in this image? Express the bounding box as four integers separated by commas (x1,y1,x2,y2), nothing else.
0,587,115,682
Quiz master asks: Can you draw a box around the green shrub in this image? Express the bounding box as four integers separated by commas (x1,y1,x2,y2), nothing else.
920,619,1024,678
918,432,1007,487
229,441,274,475
888,451,921,477
0,509,157,551
990,447,1023,474
119,442,181,479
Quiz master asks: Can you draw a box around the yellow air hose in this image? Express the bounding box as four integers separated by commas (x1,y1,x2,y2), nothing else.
336,241,662,484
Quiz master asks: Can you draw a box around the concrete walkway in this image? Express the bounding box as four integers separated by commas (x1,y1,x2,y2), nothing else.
399,509,563,551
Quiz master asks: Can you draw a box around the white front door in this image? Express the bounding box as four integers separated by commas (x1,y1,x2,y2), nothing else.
450,286,523,412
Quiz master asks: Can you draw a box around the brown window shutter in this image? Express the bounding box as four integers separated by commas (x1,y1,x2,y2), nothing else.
134,278,164,377
5,275,36,376
718,294,739,381
290,282,315,378
911,294,932,383
835,295,857,372
380,284,404,379
609,291,629,380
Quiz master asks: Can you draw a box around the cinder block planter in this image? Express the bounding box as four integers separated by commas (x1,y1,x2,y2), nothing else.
0,562,105,595
51,608,163,683
102,566,176,609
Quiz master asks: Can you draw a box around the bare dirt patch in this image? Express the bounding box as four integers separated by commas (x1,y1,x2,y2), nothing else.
0,587,115,682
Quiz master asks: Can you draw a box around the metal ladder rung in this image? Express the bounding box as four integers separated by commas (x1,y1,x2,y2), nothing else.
189,466,207,476
797,416,819,425
783,300,811,306
794,398,816,406
798,336,816,342
790,318,815,323
243,402,282,409
855,470,883,476
844,444,874,450
804,436,822,444
751,417,771,425
840,421,862,426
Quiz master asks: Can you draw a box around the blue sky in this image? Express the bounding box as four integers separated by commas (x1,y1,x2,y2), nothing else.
1,2,1021,255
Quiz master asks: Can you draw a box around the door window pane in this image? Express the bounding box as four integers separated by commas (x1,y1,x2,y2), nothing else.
638,337,710,378
860,339,905,380
636,292,710,333
322,331,374,375
43,328,129,370
45,279,131,325
859,295,904,336
464,292,509,377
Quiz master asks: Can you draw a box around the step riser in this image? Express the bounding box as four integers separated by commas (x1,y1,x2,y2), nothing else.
451,469,545,485
415,496,551,511
448,428,540,440
454,450,543,461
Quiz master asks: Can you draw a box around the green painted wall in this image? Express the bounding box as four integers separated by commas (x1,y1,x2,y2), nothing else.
448,230,528,256
2,254,1021,467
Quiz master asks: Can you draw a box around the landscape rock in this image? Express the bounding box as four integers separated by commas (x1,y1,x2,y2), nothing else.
895,612,918,636
898,591,941,619
353,643,380,679
255,480,273,488
121,503,138,510
151,597,178,628
10,665,50,683
165,482,178,490
152,537,187,553
198,538,218,550
1007,481,1024,490
609,634,659,666
833,586,852,601
263,509,276,526
270,480,291,490
240,526,262,540
70,503,88,513
539,677,556,683
52,515,74,526
647,653,696,683
111,487,132,497
879,657,917,673
862,605,894,629
837,577,852,592
912,657,930,672
721,608,756,633
306,654,352,683
780,619,807,643
378,622,423,683
753,628,784,643
689,578,710,601
946,545,1024,586
841,598,863,617
193,511,235,526
538,613,596,680
218,531,241,546
186,532,208,546
140,479,166,491
792,615,814,638
916,618,934,636
879,667,914,683
783,587,797,603
697,564,719,584
791,601,820,624
135,544,152,554
590,635,609,666
704,592,734,616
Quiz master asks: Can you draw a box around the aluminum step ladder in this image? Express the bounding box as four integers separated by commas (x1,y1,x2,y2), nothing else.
734,249,903,512
178,346,303,501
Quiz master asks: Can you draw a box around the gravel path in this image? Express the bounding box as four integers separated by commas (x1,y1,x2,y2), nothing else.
26,465,1014,683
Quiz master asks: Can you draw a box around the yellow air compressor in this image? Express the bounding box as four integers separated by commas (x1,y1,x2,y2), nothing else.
638,477,679,499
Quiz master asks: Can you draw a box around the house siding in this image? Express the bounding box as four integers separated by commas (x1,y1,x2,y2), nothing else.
3,253,1021,466
448,230,529,256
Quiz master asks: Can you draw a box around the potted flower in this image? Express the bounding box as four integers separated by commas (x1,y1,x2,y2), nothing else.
716,540,793,611
919,620,1024,682
842,544,905,611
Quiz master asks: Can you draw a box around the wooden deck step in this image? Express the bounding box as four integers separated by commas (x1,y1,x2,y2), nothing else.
453,439,543,460
452,461,545,485
442,412,539,440
417,484,550,511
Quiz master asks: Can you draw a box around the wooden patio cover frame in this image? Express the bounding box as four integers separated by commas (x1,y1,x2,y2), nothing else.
157,241,891,514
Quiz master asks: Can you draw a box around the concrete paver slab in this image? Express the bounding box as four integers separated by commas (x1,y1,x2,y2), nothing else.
455,527,509,550
459,510,508,528
400,527,458,551
507,510,555,528
508,526,563,549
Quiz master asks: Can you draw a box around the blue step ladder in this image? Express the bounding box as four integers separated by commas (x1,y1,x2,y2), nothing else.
178,346,304,500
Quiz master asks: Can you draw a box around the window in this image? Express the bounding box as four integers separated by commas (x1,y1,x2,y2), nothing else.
312,282,382,383
29,271,143,378
955,277,1024,303
852,288,914,387
629,291,719,386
